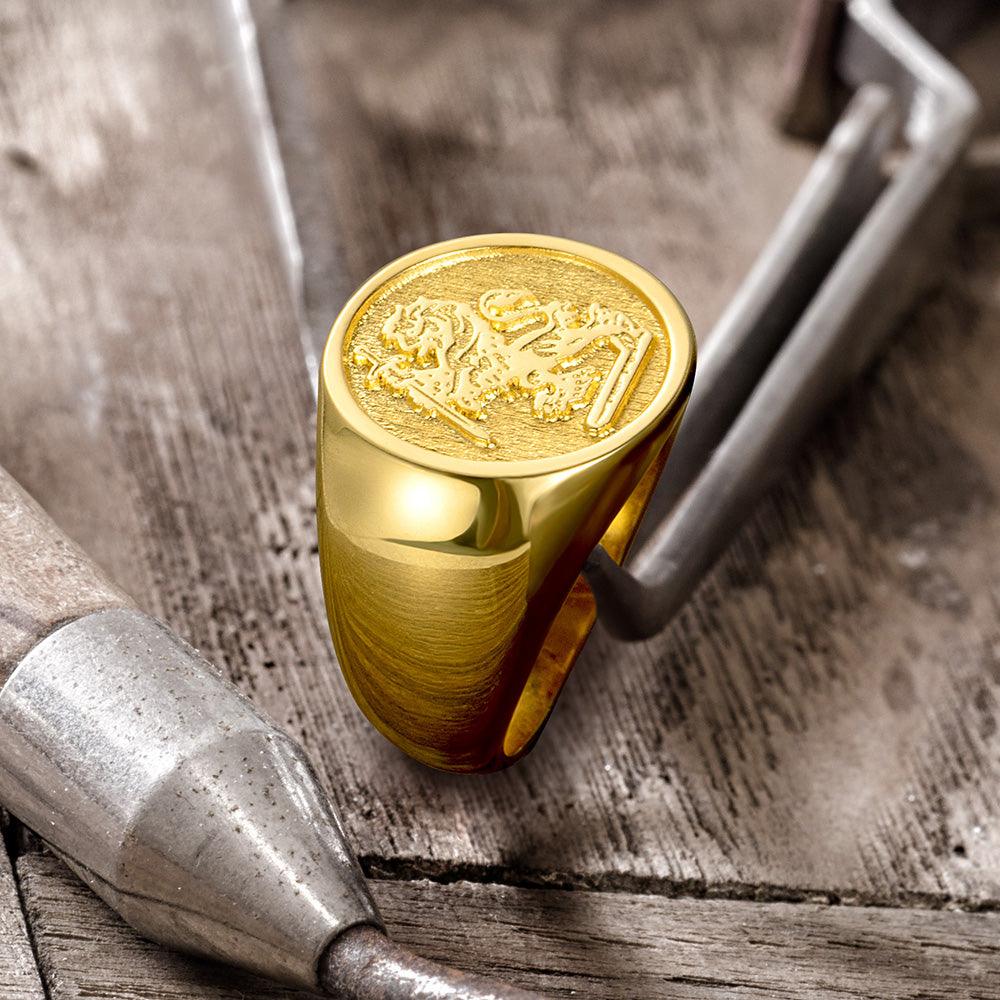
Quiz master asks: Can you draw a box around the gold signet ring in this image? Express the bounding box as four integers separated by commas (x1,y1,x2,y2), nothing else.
317,234,695,772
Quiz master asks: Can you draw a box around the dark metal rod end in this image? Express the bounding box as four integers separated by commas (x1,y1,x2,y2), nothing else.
321,924,540,1000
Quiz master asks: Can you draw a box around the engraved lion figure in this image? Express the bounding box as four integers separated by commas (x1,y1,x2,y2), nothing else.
352,288,655,447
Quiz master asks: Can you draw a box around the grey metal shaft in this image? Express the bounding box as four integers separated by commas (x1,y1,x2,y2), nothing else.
0,468,133,679
0,607,381,988
630,81,894,551
588,0,980,639
322,925,539,1000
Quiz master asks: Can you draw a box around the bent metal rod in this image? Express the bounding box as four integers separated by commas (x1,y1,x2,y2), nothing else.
585,0,983,639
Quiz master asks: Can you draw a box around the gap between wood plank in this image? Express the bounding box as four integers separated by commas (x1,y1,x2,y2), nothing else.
16,849,1000,1000
0,814,48,1000
9,814,1000,915
357,851,1000,914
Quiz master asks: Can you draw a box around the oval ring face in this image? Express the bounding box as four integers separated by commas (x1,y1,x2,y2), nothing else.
341,245,674,463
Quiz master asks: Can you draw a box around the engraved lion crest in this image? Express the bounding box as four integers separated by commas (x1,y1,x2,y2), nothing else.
352,288,656,448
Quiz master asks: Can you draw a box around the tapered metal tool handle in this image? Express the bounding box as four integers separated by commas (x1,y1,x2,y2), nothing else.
0,469,133,678
0,464,384,987
0,464,538,998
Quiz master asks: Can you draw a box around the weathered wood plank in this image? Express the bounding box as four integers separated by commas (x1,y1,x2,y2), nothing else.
3,10,1000,985
250,0,815,355
252,0,1000,904
0,820,45,999
18,849,1000,1000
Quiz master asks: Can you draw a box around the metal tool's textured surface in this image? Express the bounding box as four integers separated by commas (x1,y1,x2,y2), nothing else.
343,245,671,459
319,234,694,771
0,461,528,997
0,608,381,988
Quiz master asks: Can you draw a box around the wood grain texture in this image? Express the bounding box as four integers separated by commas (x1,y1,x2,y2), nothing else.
251,0,815,357
254,0,1000,904
3,13,1000,1000
17,849,1000,1000
0,831,44,998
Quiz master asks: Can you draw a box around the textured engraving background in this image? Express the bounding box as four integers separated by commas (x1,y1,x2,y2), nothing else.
342,246,672,461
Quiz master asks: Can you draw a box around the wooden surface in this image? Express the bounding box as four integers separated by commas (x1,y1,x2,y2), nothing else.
0,821,43,1000
17,847,1000,1000
251,0,814,359
2,0,1000,996
255,0,1000,904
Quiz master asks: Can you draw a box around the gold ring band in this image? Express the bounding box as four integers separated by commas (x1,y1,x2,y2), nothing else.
317,234,695,772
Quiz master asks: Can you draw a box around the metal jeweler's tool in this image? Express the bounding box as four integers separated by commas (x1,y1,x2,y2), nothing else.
316,233,695,773
584,0,983,638
0,466,536,998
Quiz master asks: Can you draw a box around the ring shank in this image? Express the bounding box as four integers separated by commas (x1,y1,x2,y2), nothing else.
500,440,674,762
317,403,684,772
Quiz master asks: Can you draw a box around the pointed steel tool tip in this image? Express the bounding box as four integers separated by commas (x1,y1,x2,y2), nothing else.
0,606,540,997
0,608,380,988
321,924,541,1000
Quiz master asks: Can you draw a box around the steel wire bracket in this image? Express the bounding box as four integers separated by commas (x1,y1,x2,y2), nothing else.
586,0,984,640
